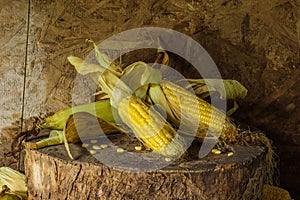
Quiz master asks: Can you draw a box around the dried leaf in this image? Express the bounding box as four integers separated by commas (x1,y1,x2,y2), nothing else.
186,79,248,100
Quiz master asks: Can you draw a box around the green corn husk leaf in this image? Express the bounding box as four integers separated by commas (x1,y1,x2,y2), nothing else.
26,112,126,159
94,90,110,101
23,130,64,149
41,100,114,130
0,168,27,200
86,38,122,77
67,55,131,104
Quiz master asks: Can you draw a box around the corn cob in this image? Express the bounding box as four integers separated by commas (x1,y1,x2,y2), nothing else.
118,95,186,157
156,81,238,142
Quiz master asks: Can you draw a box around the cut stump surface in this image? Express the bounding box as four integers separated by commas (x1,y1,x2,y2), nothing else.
25,133,267,200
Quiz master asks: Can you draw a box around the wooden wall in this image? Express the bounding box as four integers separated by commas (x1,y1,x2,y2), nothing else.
0,0,28,167
0,0,299,198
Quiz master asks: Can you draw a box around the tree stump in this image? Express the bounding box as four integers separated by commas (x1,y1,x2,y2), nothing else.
24,132,268,200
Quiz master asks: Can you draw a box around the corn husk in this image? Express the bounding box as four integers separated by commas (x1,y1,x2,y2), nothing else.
26,112,126,160
177,78,248,116
0,167,27,200
40,100,114,130
68,55,132,108
85,38,122,77
62,112,126,159
179,78,248,100
65,112,123,142
23,130,64,149
262,185,291,200
0,193,22,200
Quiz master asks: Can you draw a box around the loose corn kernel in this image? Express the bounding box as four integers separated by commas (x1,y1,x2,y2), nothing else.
117,148,124,153
82,143,89,148
135,146,142,151
227,152,234,157
100,144,108,149
92,145,101,150
211,149,218,153
89,149,97,155
213,150,222,154
90,139,98,144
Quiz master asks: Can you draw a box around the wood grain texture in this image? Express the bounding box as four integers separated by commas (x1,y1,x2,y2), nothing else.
23,0,159,118
25,141,267,200
0,0,28,168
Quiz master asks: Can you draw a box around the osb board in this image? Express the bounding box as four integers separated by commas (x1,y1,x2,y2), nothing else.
22,0,206,118
0,0,28,167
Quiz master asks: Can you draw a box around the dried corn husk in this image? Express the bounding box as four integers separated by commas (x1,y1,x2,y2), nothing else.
262,185,291,200
85,38,122,76
25,112,125,160
184,78,248,100
0,193,22,200
63,112,126,159
0,167,27,200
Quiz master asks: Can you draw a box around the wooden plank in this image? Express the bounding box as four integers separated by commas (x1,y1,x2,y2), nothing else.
0,0,28,168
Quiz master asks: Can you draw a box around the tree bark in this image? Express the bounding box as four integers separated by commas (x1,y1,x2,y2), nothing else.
25,138,267,200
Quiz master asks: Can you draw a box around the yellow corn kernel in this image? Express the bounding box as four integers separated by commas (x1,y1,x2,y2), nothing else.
116,148,124,153
227,152,234,157
89,149,97,155
213,150,222,154
118,95,186,157
135,146,142,151
211,149,218,153
90,139,98,144
92,145,101,150
82,143,89,148
100,144,108,149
